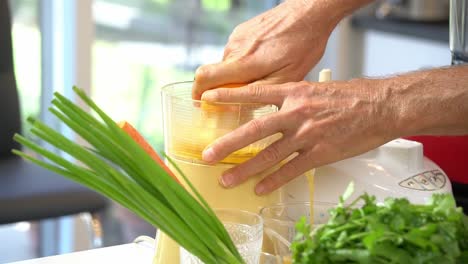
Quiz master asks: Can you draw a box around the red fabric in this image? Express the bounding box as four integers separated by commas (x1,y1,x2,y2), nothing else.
406,136,468,184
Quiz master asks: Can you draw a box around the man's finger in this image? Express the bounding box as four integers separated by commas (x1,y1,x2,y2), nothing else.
219,137,298,188
255,151,318,195
201,83,286,106
193,62,256,100
202,112,287,164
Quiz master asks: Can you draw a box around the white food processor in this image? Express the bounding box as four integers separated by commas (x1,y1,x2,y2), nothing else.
284,138,453,205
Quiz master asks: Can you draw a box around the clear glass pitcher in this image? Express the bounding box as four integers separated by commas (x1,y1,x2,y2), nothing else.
450,0,468,64
180,209,264,264
259,202,335,258
153,81,283,264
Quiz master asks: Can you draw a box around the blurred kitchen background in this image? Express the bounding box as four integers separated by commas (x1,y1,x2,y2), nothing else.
1,0,452,262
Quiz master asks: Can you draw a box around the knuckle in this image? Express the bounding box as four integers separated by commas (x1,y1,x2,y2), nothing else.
300,120,315,134
260,145,281,164
223,43,237,58
195,65,212,81
304,150,324,168
298,80,311,89
279,162,297,177
230,25,242,39
219,88,234,99
223,49,231,60
280,157,310,180
293,122,315,146
287,106,308,122
294,103,316,120
246,118,265,138
235,55,251,65
226,50,244,62
302,150,315,162
231,25,240,35
294,81,315,97
224,43,232,53
248,85,265,100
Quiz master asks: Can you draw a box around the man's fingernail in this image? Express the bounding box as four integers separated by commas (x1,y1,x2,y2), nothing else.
202,147,215,162
220,173,234,187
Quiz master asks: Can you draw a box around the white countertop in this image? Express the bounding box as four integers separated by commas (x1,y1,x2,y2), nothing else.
9,239,155,264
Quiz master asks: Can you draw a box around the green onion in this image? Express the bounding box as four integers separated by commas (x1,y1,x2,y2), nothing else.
12,86,244,264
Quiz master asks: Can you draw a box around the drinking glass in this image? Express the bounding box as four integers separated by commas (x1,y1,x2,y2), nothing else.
180,209,263,264
260,201,335,257
259,252,285,264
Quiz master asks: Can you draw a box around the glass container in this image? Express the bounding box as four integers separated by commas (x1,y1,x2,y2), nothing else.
180,209,263,264
260,202,335,257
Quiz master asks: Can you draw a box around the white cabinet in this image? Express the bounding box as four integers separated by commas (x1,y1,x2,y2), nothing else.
362,31,450,76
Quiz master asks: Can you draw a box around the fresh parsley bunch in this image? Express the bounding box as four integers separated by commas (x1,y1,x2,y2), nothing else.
291,185,468,264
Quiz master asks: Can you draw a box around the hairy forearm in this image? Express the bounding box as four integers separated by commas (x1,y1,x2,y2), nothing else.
378,66,468,137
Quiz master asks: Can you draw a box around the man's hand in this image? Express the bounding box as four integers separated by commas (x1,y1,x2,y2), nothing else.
200,80,397,194
200,66,468,195
192,0,341,99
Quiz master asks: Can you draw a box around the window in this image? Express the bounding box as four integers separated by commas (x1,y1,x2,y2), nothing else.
92,0,277,153
9,0,41,136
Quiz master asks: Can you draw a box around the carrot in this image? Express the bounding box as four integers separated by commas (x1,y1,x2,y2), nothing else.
117,121,180,184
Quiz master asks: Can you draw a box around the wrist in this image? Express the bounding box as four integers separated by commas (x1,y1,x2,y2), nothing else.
378,77,425,138
349,78,403,141
376,75,440,138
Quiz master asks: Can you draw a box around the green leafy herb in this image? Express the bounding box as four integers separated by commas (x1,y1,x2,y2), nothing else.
12,87,244,264
292,190,468,264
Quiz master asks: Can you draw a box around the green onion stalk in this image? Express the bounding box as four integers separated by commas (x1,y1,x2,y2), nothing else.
12,86,244,264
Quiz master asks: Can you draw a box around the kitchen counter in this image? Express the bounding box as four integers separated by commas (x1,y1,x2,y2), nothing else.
351,15,449,44
8,240,154,264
